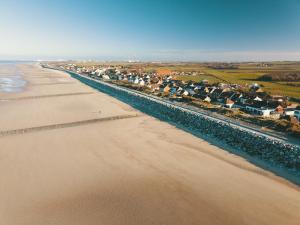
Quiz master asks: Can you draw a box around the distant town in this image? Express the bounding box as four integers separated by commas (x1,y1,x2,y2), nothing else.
48,62,300,137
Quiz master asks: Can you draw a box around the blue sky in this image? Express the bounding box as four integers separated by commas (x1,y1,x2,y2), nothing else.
0,0,300,61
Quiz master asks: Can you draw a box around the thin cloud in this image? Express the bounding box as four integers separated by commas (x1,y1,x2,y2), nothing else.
148,50,300,61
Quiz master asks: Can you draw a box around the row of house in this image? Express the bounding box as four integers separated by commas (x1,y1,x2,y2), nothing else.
59,64,300,120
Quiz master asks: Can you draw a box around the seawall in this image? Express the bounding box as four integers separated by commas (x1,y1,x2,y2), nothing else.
67,71,300,172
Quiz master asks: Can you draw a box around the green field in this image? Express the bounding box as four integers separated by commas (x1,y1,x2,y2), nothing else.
149,62,300,98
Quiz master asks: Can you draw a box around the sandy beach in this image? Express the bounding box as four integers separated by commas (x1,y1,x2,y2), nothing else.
0,63,300,225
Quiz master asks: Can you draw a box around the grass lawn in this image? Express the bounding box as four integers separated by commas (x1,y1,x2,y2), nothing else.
171,65,300,98
143,63,300,98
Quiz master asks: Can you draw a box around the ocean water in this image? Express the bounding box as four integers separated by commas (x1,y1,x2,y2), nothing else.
0,61,27,93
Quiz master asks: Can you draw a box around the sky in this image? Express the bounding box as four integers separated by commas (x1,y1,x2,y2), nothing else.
0,0,300,61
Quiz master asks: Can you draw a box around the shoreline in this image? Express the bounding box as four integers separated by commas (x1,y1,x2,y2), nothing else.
0,63,27,93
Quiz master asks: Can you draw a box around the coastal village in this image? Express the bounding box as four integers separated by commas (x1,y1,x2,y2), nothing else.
55,63,300,136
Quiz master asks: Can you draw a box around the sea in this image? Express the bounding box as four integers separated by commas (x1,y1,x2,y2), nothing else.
0,61,30,93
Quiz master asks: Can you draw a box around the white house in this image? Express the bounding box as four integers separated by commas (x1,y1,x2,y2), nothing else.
225,99,235,108
182,90,189,96
138,78,145,86
245,106,273,117
203,96,211,103
253,96,263,101
284,108,296,117
128,76,134,83
134,77,139,84
102,74,110,80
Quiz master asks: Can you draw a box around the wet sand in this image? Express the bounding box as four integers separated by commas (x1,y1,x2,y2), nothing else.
0,63,26,92
0,64,300,225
